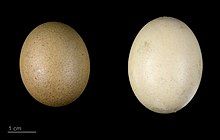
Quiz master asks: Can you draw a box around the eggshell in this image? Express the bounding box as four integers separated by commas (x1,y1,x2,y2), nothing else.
20,22,90,107
128,17,203,113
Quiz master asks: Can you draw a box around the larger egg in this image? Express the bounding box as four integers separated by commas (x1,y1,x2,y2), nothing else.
128,17,203,113
20,22,90,107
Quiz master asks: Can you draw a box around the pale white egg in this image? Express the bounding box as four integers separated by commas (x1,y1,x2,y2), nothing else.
128,17,203,113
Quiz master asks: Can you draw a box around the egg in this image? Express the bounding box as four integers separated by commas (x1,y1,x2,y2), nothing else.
20,22,90,107
128,17,203,114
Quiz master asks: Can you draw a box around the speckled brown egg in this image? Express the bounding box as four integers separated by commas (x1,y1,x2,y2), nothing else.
20,22,90,107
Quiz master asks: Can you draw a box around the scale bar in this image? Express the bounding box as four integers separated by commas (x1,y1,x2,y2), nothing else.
8,131,37,134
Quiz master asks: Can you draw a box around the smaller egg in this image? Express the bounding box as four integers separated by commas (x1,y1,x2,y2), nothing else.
128,17,203,114
20,22,90,107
